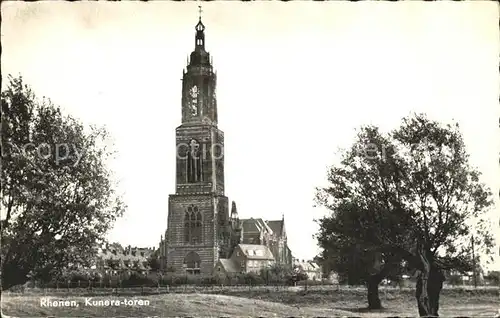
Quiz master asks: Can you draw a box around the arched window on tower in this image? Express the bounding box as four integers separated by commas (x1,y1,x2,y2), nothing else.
184,205,202,244
184,251,201,275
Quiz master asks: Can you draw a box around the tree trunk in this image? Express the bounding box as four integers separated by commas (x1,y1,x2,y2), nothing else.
367,273,383,309
415,265,444,317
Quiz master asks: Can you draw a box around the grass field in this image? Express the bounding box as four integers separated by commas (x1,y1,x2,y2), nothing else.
2,286,499,317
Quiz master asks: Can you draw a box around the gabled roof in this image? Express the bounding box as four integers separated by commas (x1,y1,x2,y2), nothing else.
218,259,239,273
240,218,264,233
266,220,284,236
237,244,274,260
240,218,274,235
97,250,148,264
294,260,321,272
309,262,320,270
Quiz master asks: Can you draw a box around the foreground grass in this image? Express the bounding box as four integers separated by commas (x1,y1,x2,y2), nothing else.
220,287,500,317
2,287,499,317
2,293,353,317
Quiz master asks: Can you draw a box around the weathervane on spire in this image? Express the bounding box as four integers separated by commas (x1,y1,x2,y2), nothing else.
195,4,205,32
194,4,205,45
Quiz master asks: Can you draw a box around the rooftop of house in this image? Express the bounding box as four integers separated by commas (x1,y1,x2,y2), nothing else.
294,259,321,272
218,258,239,273
237,244,275,260
97,245,155,262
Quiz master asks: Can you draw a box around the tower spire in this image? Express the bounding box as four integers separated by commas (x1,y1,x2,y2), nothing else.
194,5,206,50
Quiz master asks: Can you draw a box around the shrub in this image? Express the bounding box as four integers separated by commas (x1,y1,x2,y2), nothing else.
122,272,158,287
160,273,203,286
296,272,308,281
484,271,500,286
201,275,217,286
225,273,239,286
165,266,176,273
260,264,296,285
7,284,26,292
447,274,463,286
243,272,264,285
188,274,204,285
201,273,228,285
61,270,90,283
100,274,121,288
297,278,326,286
171,274,187,286
159,274,173,286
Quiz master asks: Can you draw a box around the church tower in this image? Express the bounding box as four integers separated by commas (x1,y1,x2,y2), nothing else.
165,10,230,274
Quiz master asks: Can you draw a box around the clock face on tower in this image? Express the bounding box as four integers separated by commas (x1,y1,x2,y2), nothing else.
189,85,199,116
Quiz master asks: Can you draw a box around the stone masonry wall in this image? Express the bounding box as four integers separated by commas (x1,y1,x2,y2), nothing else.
166,193,229,274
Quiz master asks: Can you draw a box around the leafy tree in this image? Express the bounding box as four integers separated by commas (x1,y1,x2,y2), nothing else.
243,272,263,285
260,263,289,284
316,113,494,317
484,271,500,286
106,259,121,270
270,263,293,282
1,75,125,290
61,269,91,283
147,255,161,272
316,213,406,308
294,270,308,282
108,242,124,253
446,273,463,286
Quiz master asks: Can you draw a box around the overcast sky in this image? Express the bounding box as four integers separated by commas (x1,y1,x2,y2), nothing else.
2,1,499,270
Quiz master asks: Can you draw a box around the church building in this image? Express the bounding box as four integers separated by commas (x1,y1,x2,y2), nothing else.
158,12,292,275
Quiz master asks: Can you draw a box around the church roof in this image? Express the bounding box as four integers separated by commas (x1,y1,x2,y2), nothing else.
237,244,275,260
266,220,284,236
240,218,274,235
218,259,239,273
240,218,264,232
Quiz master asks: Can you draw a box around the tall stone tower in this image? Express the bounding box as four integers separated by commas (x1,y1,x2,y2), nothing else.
165,12,230,274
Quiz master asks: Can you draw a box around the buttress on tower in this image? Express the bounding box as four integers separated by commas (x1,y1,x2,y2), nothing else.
162,13,237,274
